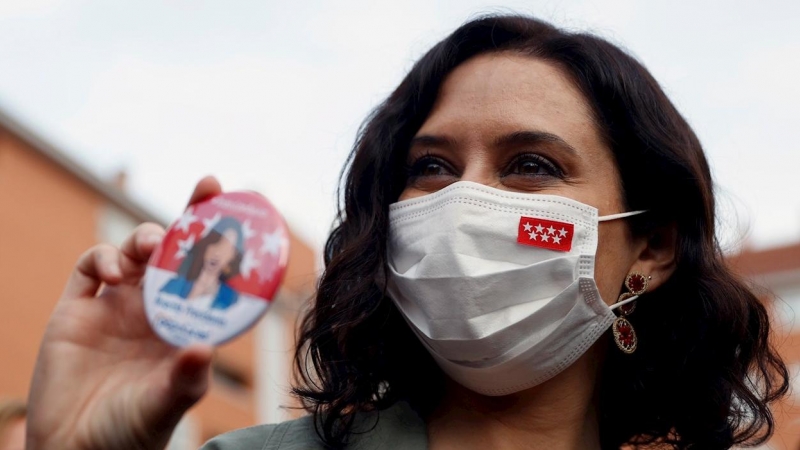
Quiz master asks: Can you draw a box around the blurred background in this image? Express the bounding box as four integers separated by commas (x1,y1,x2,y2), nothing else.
0,1,798,449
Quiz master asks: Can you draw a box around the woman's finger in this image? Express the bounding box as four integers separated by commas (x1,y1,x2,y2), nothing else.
187,176,222,207
62,244,122,299
118,222,164,263
118,223,165,280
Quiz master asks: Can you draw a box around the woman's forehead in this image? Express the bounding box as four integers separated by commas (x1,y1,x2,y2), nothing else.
418,53,604,155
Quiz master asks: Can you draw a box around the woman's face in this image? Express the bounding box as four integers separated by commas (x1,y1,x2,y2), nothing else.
400,52,642,306
203,228,239,275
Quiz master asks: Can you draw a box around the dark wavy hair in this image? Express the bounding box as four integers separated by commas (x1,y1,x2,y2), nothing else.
293,14,789,449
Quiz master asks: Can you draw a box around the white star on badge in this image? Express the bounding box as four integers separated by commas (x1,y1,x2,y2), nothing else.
528,231,537,240
175,234,195,259
559,228,568,237
547,225,556,235
260,230,286,256
541,234,550,243
553,235,562,244
175,208,198,233
241,219,256,241
201,212,221,237
523,222,533,232
239,249,260,279
535,224,545,234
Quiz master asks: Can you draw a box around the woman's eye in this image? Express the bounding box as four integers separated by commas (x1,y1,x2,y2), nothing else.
407,156,454,178
419,162,447,176
506,154,563,178
517,160,545,175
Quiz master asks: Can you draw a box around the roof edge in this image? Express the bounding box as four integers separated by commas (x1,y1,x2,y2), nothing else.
0,107,164,225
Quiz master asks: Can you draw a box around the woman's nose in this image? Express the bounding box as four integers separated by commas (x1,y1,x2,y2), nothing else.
458,158,500,188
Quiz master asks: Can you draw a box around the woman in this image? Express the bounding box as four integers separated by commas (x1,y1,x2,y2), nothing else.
160,216,244,310
26,14,788,450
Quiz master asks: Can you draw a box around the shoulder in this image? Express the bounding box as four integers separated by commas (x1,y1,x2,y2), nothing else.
161,277,189,294
199,401,427,450
199,415,323,450
211,283,239,309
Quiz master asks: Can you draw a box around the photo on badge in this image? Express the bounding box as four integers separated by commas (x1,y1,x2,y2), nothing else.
142,191,290,347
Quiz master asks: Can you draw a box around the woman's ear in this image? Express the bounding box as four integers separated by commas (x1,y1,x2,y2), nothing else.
631,222,678,292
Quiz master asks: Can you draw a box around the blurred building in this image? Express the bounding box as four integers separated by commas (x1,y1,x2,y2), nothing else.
0,108,316,448
730,243,800,450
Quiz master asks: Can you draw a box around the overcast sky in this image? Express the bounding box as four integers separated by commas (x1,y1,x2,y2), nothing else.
0,0,798,252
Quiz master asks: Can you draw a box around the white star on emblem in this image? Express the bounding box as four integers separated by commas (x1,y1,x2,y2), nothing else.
201,212,221,237
175,234,195,259
239,249,260,279
175,208,198,233
553,235,562,244
260,230,286,256
241,219,256,241
547,225,556,235
528,231,537,240
540,234,550,243
535,224,545,234
559,227,568,237
523,222,533,232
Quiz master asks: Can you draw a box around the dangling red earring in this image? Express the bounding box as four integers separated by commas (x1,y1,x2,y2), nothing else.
612,272,649,354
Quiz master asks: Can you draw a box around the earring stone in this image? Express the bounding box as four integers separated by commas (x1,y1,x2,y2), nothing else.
625,272,648,295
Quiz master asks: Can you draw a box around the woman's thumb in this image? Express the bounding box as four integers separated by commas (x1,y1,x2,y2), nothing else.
171,345,213,409
139,345,213,446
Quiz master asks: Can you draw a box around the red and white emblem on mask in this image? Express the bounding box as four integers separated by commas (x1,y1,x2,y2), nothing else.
517,216,574,252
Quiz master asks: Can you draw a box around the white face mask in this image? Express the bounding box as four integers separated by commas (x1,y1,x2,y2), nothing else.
386,181,645,396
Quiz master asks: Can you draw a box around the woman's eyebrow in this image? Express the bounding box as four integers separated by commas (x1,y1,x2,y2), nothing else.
409,134,457,149
494,130,578,155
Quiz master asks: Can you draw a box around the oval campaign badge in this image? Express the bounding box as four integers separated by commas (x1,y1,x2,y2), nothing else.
143,191,290,347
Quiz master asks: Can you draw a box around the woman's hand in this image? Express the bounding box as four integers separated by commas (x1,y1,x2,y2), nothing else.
27,177,223,450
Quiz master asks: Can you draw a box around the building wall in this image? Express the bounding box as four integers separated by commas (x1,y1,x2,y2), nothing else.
765,275,800,450
0,129,103,398
730,247,800,450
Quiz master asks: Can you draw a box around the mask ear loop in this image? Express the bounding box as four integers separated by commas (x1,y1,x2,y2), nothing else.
598,210,647,222
610,294,639,311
